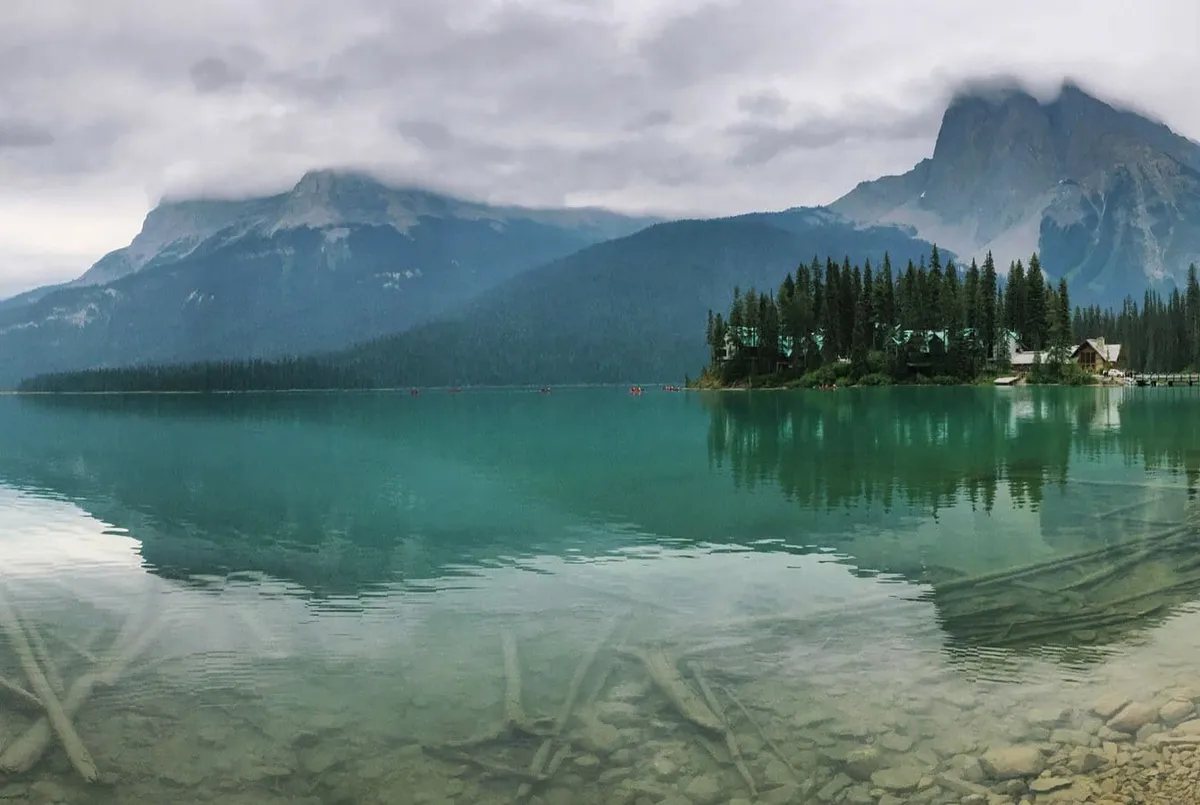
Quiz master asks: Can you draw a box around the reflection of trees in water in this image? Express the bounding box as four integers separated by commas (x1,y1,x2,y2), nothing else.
703,388,1200,514
1111,390,1200,497
703,388,1200,659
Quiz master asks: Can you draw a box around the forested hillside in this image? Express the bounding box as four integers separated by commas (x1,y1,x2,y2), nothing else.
17,209,942,391
703,248,1079,385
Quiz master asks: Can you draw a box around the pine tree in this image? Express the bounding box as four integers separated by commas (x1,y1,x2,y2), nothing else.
838,258,856,355
877,253,896,347
850,287,871,377
1025,253,1048,351
728,287,744,351
862,262,876,353
981,252,998,363
706,309,716,362
1046,278,1072,374
822,259,840,363
1187,263,1200,369
1005,260,1026,346
900,260,918,329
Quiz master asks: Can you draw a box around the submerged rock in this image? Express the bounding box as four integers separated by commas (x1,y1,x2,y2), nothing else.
1050,728,1095,747
841,783,875,804
816,772,853,801
1028,776,1072,793
0,784,30,800
1026,706,1069,727
868,766,923,793
1066,747,1104,774
1106,702,1158,733
758,783,800,804
28,781,68,803
1159,699,1194,727
980,746,1044,780
650,755,678,780
1089,693,1131,720
578,716,622,755
762,757,794,787
682,774,722,805
843,747,882,781
877,732,914,753
946,754,984,783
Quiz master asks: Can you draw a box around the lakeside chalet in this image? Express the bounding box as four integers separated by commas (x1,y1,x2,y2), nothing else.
722,326,1123,376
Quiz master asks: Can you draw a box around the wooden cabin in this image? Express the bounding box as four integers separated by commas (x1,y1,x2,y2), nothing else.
1074,337,1122,374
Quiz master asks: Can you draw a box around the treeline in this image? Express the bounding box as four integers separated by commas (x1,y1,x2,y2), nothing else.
705,386,1200,514
1074,264,1200,373
17,358,372,393
704,247,1078,385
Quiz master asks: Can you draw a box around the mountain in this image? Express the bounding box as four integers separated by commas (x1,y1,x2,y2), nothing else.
332,209,943,386
831,80,1200,306
0,171,659,387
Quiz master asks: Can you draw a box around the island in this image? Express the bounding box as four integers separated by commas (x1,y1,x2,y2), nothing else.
690,248,1196,390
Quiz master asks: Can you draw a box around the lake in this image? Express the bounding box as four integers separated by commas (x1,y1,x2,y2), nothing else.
0,386,1199,804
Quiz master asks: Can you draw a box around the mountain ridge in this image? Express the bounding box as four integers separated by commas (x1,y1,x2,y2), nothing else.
0,172,662,387
831,80,1200,306
5,80,1200,388
50,169,663,292
331,209,946,386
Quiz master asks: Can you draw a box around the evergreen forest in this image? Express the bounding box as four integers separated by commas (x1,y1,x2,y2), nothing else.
701,247,1200,388
13,247,1200,393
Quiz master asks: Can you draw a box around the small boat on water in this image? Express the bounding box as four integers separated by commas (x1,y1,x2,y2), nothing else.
629,386,644,395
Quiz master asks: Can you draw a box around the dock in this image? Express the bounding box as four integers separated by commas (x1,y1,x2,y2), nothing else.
1125,372,1200,387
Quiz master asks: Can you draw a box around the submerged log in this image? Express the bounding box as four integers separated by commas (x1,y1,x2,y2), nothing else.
0,675,41,712
0,589,99,782
716,682,799,783
0,610,165,776
619,647,723,733
689,661,755,797
26,624,65,695
937,526,1189,594
424,747,550,783
500,630,526,729
519,616,623,800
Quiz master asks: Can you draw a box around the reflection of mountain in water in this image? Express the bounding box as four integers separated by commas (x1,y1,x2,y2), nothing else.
702,386,1200,657
4,388,1200,659
0,393,599,598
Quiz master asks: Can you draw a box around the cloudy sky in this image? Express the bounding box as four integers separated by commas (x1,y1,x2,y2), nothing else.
1,0,1198,297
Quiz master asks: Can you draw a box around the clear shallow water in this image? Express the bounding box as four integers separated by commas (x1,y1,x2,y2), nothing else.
0,388,1199,803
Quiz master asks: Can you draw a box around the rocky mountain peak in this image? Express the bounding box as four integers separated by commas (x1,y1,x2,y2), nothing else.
830,80,1200,306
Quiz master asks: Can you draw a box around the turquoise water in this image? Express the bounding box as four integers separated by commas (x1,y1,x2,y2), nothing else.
0,387,1199,803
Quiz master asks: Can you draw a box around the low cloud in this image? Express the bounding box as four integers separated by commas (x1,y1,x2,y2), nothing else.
189,57,247,94
0,0,1196,294
0,120,54,148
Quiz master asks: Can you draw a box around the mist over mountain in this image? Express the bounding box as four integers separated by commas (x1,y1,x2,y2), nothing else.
832,80,1200,306
5,80,1200,389
0,171,659,387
